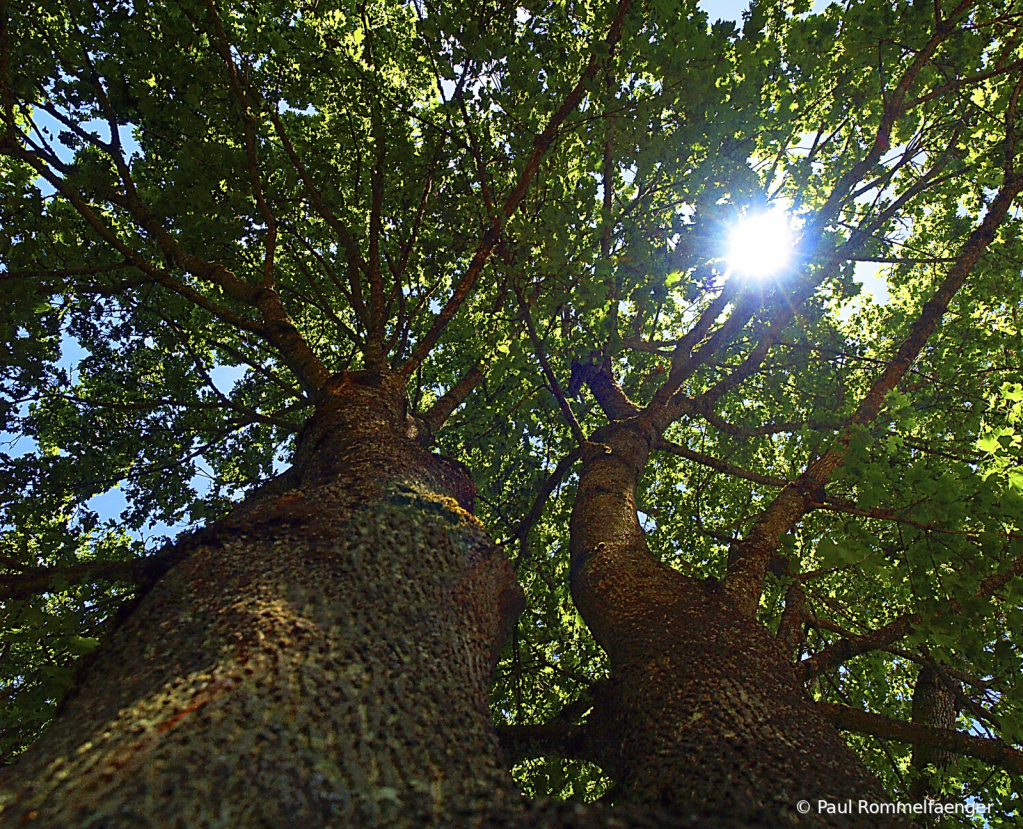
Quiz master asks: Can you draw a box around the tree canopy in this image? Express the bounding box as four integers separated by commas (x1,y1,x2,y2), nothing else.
2,0,1023,825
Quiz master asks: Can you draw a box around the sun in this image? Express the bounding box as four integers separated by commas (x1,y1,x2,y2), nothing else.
726,208,794,278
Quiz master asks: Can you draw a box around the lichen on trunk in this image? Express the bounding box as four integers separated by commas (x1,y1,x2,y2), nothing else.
0,375,524,828
569,422,901,827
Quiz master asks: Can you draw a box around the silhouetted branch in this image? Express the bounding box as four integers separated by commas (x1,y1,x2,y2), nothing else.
818,701,1023,774
654,437,788,488
0,547,185,603
516,286,585,447
801,614,918,681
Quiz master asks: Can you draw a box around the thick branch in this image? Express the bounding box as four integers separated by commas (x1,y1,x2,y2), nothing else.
776,580,809,659
416,363,486,441
818,701,1023,774
495,722,593,767
0,547,185,603
723,168,1023,616
495,683,600,765
568,352,640,421
800,614,919,682
366,101,389,369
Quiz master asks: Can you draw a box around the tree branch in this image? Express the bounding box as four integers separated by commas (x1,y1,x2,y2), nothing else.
567,352,640,421
494,721,593,767
516,285,586,447
0,546,185,603
800,614,919,682
818,701,1023,774
508,446,583,568
653,437,789,488
416,362,486,441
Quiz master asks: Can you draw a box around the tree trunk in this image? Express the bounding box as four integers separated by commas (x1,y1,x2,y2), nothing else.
569,422,902,828
0,373,526,828
908,665,960,824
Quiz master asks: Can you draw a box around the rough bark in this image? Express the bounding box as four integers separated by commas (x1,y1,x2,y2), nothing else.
569,421,903,828
908,665,960,806
0,373,526,828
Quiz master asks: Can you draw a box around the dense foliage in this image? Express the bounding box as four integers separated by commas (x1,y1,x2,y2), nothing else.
2,0,1022,824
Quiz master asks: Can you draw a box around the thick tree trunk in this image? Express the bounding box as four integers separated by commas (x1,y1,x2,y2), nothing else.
569,422,903,828
0,374,527,828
